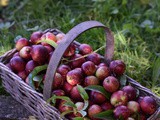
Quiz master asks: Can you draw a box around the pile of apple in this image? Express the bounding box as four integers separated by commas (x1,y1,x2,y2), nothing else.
6,31,158,120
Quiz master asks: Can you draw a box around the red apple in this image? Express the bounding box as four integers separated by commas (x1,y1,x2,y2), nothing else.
52,89,65,106
13,52,19,57
81,61,96,76
30,31,43,44
70,54,86,68
122,85,137,101
58,100,73,113
70,86,83,101
95,66,110,80
19,46,32,60
84,76,99,87
66,69,83,86
97,62,107,68
127,101,140,114
140,96,157,115
114,105,131,119
110,90,128,107
109,60,126,76
10,56,26,72
86,53,101,65
79,44,93,55
17,70,28,80
101,101,114,111
30,45,49,65
15,38,29,51
88,104,103,120
57,64,71,78
52,73,64,89
62,82,74,95
44,45,54,53
25,60,38,74
63,43,76,57
41,32,57,46
90,91,106,104
103,76,119,93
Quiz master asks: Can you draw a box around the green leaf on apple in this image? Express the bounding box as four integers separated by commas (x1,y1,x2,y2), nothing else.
40,39,58,48
77,84,89,100
84,85,111,99
73,117,84,120
93,110,114,120
28,64,48,89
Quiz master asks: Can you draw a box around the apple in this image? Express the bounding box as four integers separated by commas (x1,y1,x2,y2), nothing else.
19,46,32,60
15,38,29,51
84,76,99,87
52,73,64,89
122,85,137,100
110,90,128,107
30,31,43,44
127,101,140,114
70,54,86,68
103,76,119,93
17,70,28,80
70,86,83,101
56,33,65,41
109,60,126,76
86,53,101,65
95,66,110,80
101,101,114,111
81,61,96,76
25,60,38,74
79,44,93,55
62,82,74,95
114,105,131,119
140,96,157,115
30,45,49,65
63,43,76,57
90,91,106,104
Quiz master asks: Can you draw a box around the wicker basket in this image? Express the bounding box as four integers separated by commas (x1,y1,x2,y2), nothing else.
0,21,159,120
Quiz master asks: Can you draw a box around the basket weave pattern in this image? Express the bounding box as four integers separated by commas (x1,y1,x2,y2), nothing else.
0,21,159,120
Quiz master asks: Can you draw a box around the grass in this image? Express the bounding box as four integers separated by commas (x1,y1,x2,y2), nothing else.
0,0,160,96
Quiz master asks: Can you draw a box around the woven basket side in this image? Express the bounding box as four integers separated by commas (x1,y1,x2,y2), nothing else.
0,62,63,120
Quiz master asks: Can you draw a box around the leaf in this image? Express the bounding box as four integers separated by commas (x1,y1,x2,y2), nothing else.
77,84,89,100
28,64,48,89
73,117,84,120
78,110,87,117
84,85,111,99
93,110,114,120
82,100,89,111
64,101,77,108
120,75,127,88
40,39,57,48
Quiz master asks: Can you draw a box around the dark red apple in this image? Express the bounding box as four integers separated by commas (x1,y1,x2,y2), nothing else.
17,70,28,80
79,44,93,55
10,56,26,72
95,66,110,80
62,82,74,95
52,72,64,89
15,38,29,51
30,45,49,65
57,64,71,78
88,104,103,120
19,46,32,60
86,53,101,65
110,90,128,107
63,43,76,57
52,89,65,106
81,61,96,76
97,62,107,68
101,101,114,111
122,85,137,100
30,31,43,44
41,32,57,46
103,76,119,93
66,69,83,86
25,60,38,74
109,60,126,76
140,96,157,115
70,54,86,68
127,101,140,114
84,76,99,87
70,86,83,101
114,105,131,120
44,45,54,53
90,91,106,104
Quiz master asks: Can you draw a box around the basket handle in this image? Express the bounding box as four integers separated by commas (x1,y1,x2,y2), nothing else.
43,21,114,100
